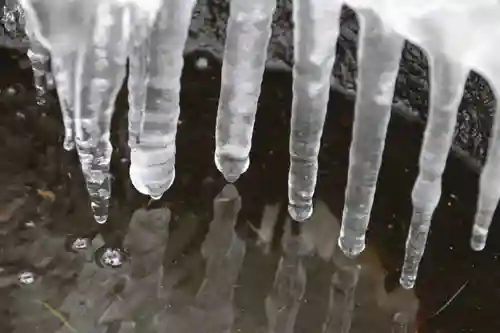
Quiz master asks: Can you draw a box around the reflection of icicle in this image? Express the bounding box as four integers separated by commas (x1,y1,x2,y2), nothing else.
401,56,467,289
472,89,500,251
391,312,410,333
195,184,246,332
288,0,342,221
129,0,196,200
99,208,171,326
265,218,306,333
339,10,403,257
214,0,276,183
322,253,360,333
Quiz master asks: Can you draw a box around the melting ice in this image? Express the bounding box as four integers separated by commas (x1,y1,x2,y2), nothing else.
12,0,500,290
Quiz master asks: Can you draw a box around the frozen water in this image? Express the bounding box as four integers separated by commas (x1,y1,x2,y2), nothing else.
129,0,196,200
288,0,343,221
214,0,276,183
338,9,403,257
19,0,162,223
400,55,468,289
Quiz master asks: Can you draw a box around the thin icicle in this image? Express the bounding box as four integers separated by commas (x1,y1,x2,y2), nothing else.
288,0,343,221
127,34,149,149
339,10,404,257
265,219,306,333
322,253,360,333
26,36,50,106
471,88,500,251
51,51,77,150
214,0,276,183
401,55,468,289
129,0,196,200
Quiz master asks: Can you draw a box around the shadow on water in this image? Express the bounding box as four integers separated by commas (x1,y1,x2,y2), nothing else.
0,48,499,332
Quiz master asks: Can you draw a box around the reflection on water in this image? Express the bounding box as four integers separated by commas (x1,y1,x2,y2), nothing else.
2,184,420,333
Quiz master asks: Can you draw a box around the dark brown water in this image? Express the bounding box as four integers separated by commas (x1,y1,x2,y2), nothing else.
0,48,499,333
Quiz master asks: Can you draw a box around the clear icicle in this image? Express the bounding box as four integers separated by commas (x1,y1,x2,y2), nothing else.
339,11,404,257
74,3,134,223
5,0,50,106
214,0,276,183
26,36,50,106
51,51,77,151
129,0,196,200
288,0,343,221
127,33,149,149
265,219,306,333
401,55,467,289
322,253,360,333
471,88,500,251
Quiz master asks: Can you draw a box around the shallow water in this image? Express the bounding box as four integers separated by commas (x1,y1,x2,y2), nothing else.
0,48,499,333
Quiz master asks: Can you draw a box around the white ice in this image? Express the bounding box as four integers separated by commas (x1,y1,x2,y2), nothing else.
214,0,276,183
128,0,196,200
288,0,343,221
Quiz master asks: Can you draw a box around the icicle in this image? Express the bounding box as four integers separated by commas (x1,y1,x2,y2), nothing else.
72,3,134,223
129,0,196,200
322,253,360,333
401,55,468,289
288,0,343,221
338,10,404,257
265,218,306,333
50,51,77,151
195,184,245,332
471,89,500,251
25,32,50,106
214,0,276,183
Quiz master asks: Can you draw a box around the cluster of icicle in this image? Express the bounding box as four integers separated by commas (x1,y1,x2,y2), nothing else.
11,0,500,289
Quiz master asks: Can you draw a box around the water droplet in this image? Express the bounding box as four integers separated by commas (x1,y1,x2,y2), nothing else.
71,238,90,250
18,271,35,285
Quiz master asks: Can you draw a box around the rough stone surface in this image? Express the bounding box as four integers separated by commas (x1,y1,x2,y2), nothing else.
1,1,494,169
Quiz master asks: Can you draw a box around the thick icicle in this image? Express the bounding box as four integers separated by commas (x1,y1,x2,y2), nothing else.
214,0,276,183
288,0,343,221
339,11,403,257
401,55,468,289
471,89,500,251
322,253,360,333
265,219,306,333
129,0,196,200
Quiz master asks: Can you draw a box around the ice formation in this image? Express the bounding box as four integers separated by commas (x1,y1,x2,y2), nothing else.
10,0,500,290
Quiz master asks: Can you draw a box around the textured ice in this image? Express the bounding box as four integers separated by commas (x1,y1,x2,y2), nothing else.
14,0,500,291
